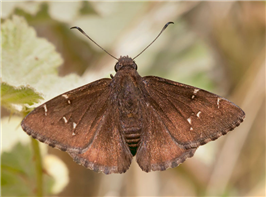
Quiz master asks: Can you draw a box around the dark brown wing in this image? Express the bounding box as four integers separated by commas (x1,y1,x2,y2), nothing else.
22,78,133,174
141,76,245,149
69,106,133,174
136,103,196,172
22,79,112,153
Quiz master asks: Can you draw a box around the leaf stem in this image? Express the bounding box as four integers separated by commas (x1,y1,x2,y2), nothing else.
31,138,43,197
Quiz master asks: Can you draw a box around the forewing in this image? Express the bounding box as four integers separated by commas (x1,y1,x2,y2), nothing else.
21,78,112,153
69,106,133,174
136,103,196,172
142,76,245,149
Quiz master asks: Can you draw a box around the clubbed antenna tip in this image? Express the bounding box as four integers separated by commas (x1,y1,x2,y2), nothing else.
133,22,174,60
70,26,118,60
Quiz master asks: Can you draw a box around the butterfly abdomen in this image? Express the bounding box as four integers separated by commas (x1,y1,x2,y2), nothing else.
123,126,141,156
119,105,142,156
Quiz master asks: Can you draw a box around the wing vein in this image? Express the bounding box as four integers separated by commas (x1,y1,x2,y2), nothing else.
151,87,195,141
144,85,190,136
141,94,184,148
81,110,108,152
148,104,185,149
151,85,198,112
74,89,109,134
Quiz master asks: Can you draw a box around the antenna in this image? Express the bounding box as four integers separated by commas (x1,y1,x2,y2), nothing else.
133,22,174,60
70,26,118,60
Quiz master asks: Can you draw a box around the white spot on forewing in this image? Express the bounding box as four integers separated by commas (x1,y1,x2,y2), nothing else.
197,111,201,118
72,132,76,136
62,94,69,99
63,117,67,123
187,117,192,125
191,89,199,99
194,89,199,94
73,122,77,129
43,104,47,116
217,98,221,108
67,100,71,104
190,127,193,131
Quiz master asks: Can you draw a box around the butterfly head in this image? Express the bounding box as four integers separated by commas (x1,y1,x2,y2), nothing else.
115,56,138,72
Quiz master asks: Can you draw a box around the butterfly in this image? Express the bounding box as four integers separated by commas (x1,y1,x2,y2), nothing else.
21,22,245,174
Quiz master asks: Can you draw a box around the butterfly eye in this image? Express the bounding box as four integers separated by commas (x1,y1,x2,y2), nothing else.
133,62,138,70
115,63,120,72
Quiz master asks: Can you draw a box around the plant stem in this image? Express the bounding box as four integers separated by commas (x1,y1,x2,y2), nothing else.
31,138,43,197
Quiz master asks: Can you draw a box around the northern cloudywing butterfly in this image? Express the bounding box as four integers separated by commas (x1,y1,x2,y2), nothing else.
21,22,245,174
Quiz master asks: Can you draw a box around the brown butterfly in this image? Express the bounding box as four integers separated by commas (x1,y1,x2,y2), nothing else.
21,22,245,174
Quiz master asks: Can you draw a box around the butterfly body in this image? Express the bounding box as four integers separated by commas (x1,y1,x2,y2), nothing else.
111,59,143,155
21,56,245,174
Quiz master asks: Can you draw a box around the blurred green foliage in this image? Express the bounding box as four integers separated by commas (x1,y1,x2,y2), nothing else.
1,143,54,196
1,82,43,113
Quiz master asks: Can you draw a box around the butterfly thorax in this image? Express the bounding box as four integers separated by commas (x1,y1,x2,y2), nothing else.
111,67,142,156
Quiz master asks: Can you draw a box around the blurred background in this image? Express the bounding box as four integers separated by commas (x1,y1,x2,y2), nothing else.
1,1,265,196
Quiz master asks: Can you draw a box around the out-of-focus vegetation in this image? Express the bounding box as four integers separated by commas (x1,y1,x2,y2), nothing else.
1,2,265,196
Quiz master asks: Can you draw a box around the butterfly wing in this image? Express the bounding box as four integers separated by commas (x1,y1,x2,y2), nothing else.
141,76,245,150
22,79,112,153
22,78,133,174
136,103,197,172
69,105,133,174
136,76,244,172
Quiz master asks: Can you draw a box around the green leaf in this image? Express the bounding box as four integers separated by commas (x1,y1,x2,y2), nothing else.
2,15,63,87
1,142,55,196
1,82,43,112
1,116,69,195
1,15,86,112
